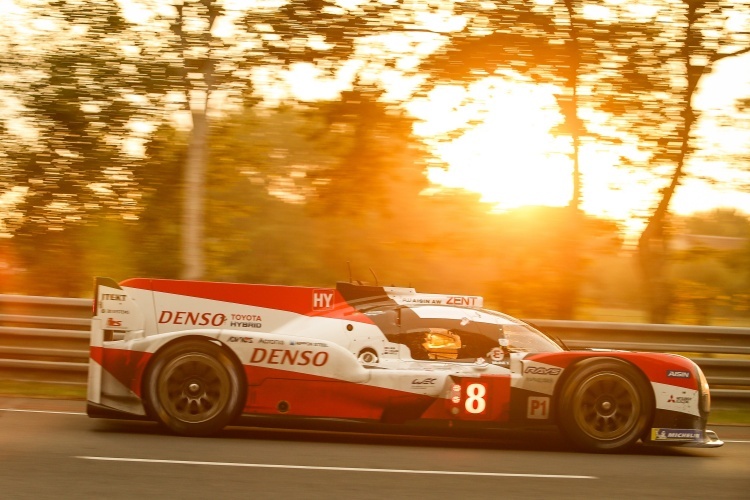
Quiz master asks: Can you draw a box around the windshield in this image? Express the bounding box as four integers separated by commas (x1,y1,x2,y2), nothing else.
376,305,563,362
477,309,564,353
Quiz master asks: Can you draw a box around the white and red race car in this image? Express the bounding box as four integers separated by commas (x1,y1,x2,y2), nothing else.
87,277,723,452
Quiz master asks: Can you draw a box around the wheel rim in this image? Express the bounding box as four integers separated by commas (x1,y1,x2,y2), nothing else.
157,352,231,424
572,371,641,441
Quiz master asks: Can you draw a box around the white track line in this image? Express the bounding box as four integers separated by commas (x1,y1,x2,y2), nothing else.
0,408,86,416
76,456,597,479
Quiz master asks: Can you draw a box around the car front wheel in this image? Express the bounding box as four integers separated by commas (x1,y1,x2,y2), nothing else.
557,358,653,453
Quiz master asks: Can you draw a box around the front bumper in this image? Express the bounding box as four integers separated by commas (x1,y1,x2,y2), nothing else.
678,429,724,448
645,428,724,448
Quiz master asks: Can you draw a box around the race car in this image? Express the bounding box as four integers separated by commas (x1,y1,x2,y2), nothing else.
87,277,723,453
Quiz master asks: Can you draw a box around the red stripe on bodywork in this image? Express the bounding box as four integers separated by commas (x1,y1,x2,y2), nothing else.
525,351,700,390
120,278,374,324
244,365,435,421
91,346,153,397
242,366,511,423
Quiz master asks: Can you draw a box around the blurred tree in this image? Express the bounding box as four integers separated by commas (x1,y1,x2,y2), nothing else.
681,208,750,237
169,0,221,280
305,83,429,213
415,1,750,322
632,1,750,323
0,1,145,236
715,95,750,192
8,226,88,296
0,0,409,287
416,0,616,318
300,84,439,286
670,209,750,323
122,0,251,280
130,125,187,279
420,2,578,205
196,101,474,290
0,0,153,295
481,206,622,318
133,0,409,279
203,106,328,284
581,251,645,320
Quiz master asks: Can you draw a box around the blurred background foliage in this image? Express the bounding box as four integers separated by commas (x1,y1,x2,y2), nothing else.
0,0,749,326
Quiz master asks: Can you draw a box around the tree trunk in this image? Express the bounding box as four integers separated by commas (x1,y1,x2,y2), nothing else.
637,217,673,323
181,108,208,280
555,207,584,320
637,2,700,323
554,0,583,320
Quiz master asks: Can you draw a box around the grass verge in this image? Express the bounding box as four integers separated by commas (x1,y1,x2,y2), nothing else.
708,404,750,426
0,380,87,400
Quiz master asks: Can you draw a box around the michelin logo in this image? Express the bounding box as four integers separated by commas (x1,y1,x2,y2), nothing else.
652,428,702,441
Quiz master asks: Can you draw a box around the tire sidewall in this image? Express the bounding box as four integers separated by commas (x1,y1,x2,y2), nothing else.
144,340,245,436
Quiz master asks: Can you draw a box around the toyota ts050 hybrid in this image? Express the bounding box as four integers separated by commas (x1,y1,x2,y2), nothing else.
87,277,723,453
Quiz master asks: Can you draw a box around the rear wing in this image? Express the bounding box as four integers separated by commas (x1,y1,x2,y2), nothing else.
92,277,145,335
88,277,145,408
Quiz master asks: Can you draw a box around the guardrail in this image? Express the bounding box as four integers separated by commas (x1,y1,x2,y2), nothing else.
1,294,749,402
0,294,91,388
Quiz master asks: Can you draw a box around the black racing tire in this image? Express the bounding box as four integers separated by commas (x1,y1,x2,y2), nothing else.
557,358,653,453
144,340,245,437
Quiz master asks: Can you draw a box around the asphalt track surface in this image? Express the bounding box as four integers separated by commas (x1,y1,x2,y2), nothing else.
0,398,748,499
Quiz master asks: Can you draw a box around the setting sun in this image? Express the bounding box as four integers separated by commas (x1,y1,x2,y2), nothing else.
410,77,572,210
404,54,750,238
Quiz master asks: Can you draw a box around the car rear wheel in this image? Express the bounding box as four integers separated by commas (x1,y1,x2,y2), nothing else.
558,358,653,453
144,340,245,436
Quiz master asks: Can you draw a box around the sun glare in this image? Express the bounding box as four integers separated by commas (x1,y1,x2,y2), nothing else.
411,77,572,209
409,57,750,239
